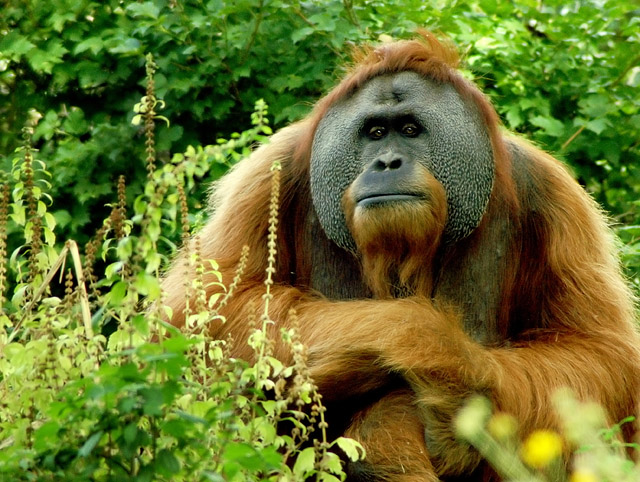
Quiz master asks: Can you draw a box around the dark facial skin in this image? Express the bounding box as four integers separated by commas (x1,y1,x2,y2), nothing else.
352,115,430,208
310,71,495,253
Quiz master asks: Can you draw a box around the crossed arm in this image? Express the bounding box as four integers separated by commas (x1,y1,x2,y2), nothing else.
207,285,640,474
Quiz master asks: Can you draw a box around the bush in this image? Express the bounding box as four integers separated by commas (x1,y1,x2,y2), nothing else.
0,79,363,479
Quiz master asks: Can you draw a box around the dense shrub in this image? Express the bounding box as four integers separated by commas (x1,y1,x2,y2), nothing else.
0,91,363,480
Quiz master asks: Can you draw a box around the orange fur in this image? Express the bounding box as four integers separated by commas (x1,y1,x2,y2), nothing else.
162,33,640,480
344,166,447,298
344,390,438,481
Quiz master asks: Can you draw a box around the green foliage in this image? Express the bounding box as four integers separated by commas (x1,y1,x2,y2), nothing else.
0,89,362,479
0,0,364,244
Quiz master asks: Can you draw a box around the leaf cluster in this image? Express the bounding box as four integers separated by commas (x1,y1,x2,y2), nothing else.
0,89,362,480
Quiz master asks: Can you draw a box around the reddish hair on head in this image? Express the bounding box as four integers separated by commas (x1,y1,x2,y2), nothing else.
294,31,513,206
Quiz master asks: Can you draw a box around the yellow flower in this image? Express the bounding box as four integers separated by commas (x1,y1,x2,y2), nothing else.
570,469,598,482
520,429,563,468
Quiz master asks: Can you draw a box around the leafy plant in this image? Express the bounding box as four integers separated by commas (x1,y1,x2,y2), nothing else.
0,61,362,479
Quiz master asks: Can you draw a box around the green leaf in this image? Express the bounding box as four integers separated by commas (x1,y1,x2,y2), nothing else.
10,203,26,226
319,452,342,475
0,31,35,59
291,27,315,43
123,422,138,444
33,421,61,452
24,39,68,74
478,0,498,14
74,37,105,55
317,473,341,482
293,447,316,477
43,226,56,246
64,108,88,135
261,400,277,416
50,11,76,32
474,36,499,50
117,236,134,260
46,39,68,62
530,116,565,137
223,442,263,474
26,48,56,73
135,271,161,298
77,60,109,88
108,37,142,55
579,94,610,118
110,281,127,305
43,212,57,230
160,419,188,439
78,431,104,457
505,106,523,128
260,446,283,470
126,2,161,19
156,449,181,475
308,13,336,32
334,437,365,462
141,386,164,415
585,118,611,135
118,396,138,414
131,313,149,336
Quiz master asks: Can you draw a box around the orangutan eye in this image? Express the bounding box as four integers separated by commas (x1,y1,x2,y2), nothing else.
368,126,387,139
401,123,420,137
